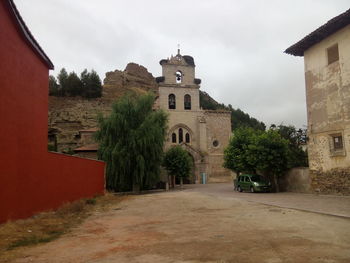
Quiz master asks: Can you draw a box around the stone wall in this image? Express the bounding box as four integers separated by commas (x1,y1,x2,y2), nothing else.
204,111,232,178
279,167,311,193
205,111,231,155
279,167,350,195
310,168,350,195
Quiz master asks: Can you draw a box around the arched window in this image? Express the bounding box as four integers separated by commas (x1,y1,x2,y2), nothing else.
168,94,176,109
176,71,182,83
184,94,191,110
185,133,190,143
179,128,183,143
172,133,176,143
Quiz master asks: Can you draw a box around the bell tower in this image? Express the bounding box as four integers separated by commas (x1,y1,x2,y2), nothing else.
156,50,201,112
155,50,232,183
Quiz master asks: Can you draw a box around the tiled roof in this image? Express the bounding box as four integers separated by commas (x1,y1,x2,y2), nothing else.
6,0,54,69
74,144,99,152
79,128,99,133
285,8,350,56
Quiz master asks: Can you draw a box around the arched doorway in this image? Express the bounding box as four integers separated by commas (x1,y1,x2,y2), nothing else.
179,143,206,184
174,151,195,185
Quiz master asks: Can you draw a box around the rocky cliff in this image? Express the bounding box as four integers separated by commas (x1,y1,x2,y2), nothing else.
48,63,158,152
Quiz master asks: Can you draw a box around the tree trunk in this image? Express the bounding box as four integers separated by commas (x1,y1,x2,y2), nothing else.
180,177,183,188
165,182,169,191
273,174,279,193
132,183,140,193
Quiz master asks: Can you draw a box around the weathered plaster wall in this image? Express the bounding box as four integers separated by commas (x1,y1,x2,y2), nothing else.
304,25,350,194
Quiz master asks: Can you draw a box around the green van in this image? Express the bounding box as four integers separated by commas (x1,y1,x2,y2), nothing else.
234,174,271,193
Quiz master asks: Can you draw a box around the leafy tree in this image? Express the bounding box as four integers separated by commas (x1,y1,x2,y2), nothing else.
224,127,289,192
199,91,219,110
56,68,68,96
274,124,308,168
247,130,289,191
95,93,168,192
66,71,83,96
199,92,265,131
163,146,193,187
80,69,89,91
81,69,102,98
49,68,102,98
232,108,265,131
48,75,59,96
224,127,260,175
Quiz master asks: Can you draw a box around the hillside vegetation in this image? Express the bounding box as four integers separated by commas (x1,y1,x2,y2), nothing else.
199,91,266,131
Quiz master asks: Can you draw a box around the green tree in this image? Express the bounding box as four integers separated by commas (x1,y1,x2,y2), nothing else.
81,69,102,98
224,127,260,175
48,75,59,96
275,125,308,168
224,128,289,192
199,91,265,131
66,71,83,96
247,130,289,191
163,146,193,187
95,93,168,192
57,68,68,96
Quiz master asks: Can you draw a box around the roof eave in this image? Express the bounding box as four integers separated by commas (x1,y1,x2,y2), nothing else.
7,0,54,69
285,8,350,57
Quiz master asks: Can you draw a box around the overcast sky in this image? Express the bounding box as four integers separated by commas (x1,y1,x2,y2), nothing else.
15,0,349,128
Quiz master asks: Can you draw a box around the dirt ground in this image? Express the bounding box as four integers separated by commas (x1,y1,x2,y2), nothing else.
4,187,350,263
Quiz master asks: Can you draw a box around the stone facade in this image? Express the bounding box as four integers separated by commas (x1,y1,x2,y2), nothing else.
49,56,232,183
157,51,232,182
286,12,350,194
310,168,350,195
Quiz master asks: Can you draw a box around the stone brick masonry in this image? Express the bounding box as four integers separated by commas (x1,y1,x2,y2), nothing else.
310,168,350,195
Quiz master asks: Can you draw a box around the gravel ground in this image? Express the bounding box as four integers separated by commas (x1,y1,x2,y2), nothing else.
8,184,350,263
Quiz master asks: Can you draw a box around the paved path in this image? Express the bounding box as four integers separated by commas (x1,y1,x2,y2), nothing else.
184,183,350,218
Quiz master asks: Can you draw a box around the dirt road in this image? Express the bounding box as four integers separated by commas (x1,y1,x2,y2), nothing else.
9,185,350,263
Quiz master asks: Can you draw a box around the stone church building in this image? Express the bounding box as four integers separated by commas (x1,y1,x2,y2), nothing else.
155,50,232,183
49,51,232,184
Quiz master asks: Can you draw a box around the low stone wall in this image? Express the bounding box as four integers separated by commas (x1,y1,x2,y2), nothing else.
279,167,311,193
310,168,350,195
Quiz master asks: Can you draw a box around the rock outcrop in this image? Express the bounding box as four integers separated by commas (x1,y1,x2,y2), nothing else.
48,63,157,152
103,63,158,101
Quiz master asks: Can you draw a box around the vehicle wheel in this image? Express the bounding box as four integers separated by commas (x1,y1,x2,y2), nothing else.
238,186,242,192
250,186,255,193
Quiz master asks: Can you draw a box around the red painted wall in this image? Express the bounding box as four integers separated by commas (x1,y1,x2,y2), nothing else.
0,1,105,223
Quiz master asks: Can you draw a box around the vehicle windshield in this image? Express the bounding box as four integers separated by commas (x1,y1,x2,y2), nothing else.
250,175,262,182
